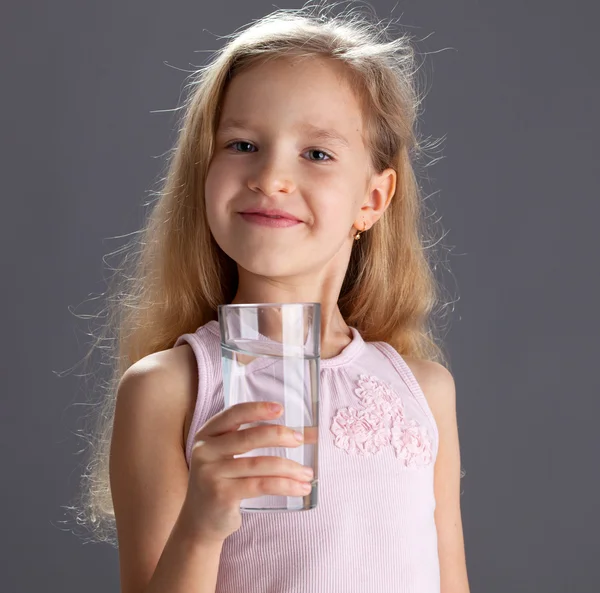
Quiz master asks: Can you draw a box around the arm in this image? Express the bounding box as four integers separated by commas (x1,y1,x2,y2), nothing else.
110,353,223,593
405,358,471,593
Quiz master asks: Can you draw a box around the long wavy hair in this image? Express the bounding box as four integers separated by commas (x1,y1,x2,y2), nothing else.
67,1,454,547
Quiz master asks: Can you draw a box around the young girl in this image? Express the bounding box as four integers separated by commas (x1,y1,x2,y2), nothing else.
77,3,469,592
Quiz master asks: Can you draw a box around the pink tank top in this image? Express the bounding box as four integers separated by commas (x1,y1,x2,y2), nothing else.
174,320,440,592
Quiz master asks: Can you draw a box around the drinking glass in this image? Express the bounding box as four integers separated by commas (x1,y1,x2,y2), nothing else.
217,302,320,512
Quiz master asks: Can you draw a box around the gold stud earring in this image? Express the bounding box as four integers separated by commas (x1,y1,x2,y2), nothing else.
354,220,367,240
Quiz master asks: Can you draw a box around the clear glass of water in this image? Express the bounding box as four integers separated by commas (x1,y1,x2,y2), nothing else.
217,302,320,512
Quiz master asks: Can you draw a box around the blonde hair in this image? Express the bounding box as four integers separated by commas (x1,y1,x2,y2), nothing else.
67,1,454,547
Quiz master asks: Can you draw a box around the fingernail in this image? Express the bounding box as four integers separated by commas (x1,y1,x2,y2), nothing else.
302,467,314,478
293,431,304,442
268,403,283,413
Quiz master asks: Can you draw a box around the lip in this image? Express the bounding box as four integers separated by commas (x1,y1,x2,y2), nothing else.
239,212,302,228
239,208,302,222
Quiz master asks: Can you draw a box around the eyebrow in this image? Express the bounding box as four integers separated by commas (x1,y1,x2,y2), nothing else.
217,118,351,149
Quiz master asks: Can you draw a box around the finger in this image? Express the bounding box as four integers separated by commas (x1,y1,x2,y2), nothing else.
232,476,314,500
208,455,314,482
192,423,304,463
195,401,283,439
300,426,318,446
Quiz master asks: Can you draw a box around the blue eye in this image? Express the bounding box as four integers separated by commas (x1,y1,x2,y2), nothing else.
306,149,333,162
225,141,334,162
226,141,256,153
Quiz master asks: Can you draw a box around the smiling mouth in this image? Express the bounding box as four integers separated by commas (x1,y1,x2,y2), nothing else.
239,212,303,227
241,212,299,221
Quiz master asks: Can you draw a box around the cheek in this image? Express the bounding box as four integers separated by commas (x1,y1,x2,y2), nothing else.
312,190,357,228
204,163,234,220
204,161,225,199
203,172,217,224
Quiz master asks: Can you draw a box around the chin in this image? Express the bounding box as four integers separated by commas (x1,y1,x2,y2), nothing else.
235,253,300,279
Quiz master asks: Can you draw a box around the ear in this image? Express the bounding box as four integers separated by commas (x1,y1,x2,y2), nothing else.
353,168,397,231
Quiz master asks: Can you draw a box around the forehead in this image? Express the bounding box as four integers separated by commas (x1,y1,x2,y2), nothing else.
217,56,365,144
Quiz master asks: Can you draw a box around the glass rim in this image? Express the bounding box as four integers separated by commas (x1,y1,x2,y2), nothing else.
218,302,320,309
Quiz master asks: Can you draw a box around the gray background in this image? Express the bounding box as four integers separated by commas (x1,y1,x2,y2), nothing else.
2,0,598,591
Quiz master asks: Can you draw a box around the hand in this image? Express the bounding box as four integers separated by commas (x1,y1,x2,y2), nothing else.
181,401,314,542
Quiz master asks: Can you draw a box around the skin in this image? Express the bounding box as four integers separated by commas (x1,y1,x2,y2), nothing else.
205,55,396,358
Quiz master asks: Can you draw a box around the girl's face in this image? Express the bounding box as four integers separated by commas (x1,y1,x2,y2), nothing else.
205,56,377,281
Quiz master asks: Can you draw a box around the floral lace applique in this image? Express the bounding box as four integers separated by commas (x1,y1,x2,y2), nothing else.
330,373,433,467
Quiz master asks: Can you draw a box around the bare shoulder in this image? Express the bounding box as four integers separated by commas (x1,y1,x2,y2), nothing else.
124,340,197,395
401,355,456,418
123,343,199,450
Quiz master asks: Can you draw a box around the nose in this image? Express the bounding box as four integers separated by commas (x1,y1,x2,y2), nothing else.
247,153,297,197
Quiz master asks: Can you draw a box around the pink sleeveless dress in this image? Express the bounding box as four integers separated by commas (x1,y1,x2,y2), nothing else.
174,320,440,592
